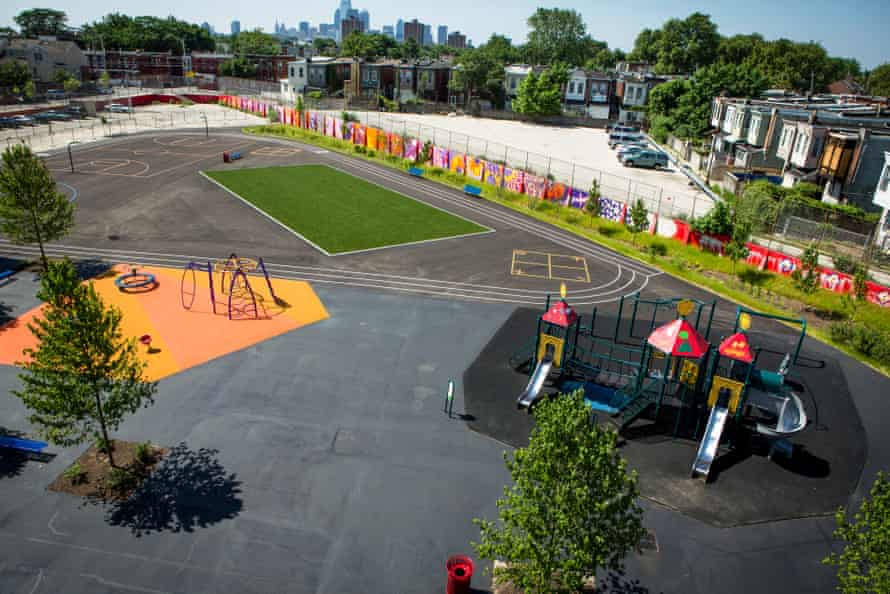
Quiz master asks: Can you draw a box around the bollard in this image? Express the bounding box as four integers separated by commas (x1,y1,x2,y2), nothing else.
445,555,473,594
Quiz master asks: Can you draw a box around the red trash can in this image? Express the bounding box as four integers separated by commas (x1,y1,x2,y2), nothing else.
223,151,230,163
446,555,473,594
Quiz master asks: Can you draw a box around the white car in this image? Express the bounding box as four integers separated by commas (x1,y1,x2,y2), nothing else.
106,103,132,113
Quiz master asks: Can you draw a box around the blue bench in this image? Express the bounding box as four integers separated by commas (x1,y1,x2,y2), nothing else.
0,435,48,454
0,270,13,281
463,184,482,197
408,166,424,177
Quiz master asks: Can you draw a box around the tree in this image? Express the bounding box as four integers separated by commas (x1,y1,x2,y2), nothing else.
525,8,589,66
0,60,31,89
14,259,156,469
478,34,520,65
717,34,764,66
792,243,821,294
99,71,111,88
14,8,68,37
23,79,35,100
219,56,257,78
725,220,751,274
80,14,214,55
312,37,338,56
823,473,890,594
867,63,890,97
585,180,601,225
0,144,74,272
474,392,644,593
692,200,733,236
628,28,662,64
232,29,280,55
629,199,649,244
63,76,81,94
512,64,569,116
651,13,720,74
449,50,504,107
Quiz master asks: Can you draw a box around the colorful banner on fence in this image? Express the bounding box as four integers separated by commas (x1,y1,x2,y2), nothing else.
389,134,404,157
568,188,589,209
334,119,344,139
545,181,568,202
354,125,366,146
484,162,504,187
404,138,420,161
467,157,484,181
867,282,890,307
599,197,626,223
366,127,379,150
524,175,547,198
325,116,335,137
432,146,450,169
503,168,524,193
450,153,466,175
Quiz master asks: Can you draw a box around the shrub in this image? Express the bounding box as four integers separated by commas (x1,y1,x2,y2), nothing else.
106,466,134,493
367,149,376,158
353,145,366,154
64,461,87,485
829,321,855,343
851,324,882,357
646,241,668,257
832,254,856,274
691,201,733,236
133,440,155,468
536,200,558,214
564,212,582,225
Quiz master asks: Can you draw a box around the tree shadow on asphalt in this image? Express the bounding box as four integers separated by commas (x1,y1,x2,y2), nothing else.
0,448,28,479
597,570,661,593
105,443,243,536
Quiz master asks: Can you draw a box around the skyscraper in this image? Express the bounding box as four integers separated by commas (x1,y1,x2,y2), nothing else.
437,25,447,46
341,14,364,40
396,19,404,42
231,20,241,35
422,24,432,46
403,19,423,44
382,25,394,38
299,21,310,38
359,9,370,32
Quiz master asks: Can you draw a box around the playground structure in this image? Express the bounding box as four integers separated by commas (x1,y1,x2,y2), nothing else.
115,267,158,292
513,291,809,482
180,254,284,320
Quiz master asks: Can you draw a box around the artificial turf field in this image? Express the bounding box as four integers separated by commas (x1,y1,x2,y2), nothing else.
205,164,489,254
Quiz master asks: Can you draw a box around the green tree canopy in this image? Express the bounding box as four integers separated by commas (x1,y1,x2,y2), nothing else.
478,34,520,65
744,39,845,92
14,259,157,468
824,473,890,594
0,60,31,88
312,37,338,56
232,29,280,55
525,8,589,65
717,33,765,65
867,63,890,96
450,50,505,107
653,12,720,74
14,8,68,37
474,391,644,593
629,199,649,243
219,56,256,78
512,63,569,116
340,32,397,60
80,14,215,54
0,144,74,271
628,28,661,64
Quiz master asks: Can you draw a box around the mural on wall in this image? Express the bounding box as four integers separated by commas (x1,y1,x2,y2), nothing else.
367,127,379,149
524,175,547,198
354,125,366,146
484,162,504,187
503,167,525,193
599,197,627,223
325,116,335,137
467,157,485,181
450,153,467,175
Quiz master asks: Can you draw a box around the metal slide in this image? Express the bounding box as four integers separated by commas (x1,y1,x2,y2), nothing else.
517,353,554,412
691,398,730,480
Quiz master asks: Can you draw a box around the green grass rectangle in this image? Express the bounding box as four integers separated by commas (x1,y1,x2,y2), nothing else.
205,165,489,254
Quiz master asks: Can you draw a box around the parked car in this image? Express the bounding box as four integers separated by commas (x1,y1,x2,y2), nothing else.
34,111,71,122
0,116,15,128
616,144,647,159
97,87,114,95
621,150,669,170
607,124,640,134
64,104,88,118
9,114,35,127
106,103,132,113
46,89,67,100
608,131,644,148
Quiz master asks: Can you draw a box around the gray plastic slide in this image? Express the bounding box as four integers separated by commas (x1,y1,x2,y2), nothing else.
517,357,553,411
691,400,730,480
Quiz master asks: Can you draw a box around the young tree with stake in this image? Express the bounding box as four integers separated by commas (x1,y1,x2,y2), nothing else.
474,392,644,592
14,259,157,468
629,199,649,245
0,144,74,272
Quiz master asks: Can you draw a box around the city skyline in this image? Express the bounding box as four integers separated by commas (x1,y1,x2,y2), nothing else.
1,0,887,68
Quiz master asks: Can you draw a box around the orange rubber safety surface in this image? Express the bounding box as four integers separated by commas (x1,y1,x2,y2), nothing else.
0,265,329,381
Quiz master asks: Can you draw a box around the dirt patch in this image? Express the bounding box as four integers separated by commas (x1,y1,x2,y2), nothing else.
48,440,167,501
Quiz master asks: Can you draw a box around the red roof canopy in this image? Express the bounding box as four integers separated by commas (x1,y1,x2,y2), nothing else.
647,319,709,358
718,332,754,363
542,300,579,328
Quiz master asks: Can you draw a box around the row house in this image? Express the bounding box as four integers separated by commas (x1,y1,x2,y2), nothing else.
874,153,890,249
1,37,87,83
191,53,233,79
709,96,890,210
84,49,185,81
615,74,670,124
564,68,614,119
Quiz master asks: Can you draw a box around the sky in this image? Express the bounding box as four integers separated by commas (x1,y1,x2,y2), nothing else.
2,0,888,69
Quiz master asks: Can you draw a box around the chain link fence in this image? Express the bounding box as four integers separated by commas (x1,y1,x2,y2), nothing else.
1,108,257,151
319,109,713,220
